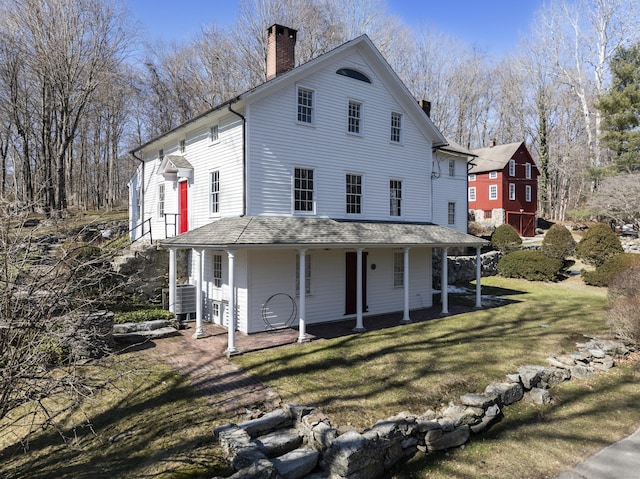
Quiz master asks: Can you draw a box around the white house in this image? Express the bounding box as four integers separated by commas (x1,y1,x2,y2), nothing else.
129,25,487,355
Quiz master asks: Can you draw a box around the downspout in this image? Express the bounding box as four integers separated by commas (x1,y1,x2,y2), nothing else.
228,102,247,216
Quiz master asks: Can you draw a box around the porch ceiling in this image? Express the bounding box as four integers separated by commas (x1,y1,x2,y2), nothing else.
159,216,488,250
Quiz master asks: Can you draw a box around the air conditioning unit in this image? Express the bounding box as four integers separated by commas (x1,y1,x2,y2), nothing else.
175,284,197,316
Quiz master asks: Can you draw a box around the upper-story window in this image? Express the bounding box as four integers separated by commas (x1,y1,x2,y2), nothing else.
297,87,314,124
489,171,498,179
526,185,532,202
209,125,219,143
489,184,498,200
448,202,456,225
525,162,532,179
509,159,516,176
179,139,186,154
294,167,314,213
468,173,476,181
210,170,220,215
389,179,402,216
158,149,164,161
348,100,362,134
346,174,362,214
158,183,165,217
468,187,476,201
390,112,402,143
448,160,455,177
509,183,516,201
336,68,371,83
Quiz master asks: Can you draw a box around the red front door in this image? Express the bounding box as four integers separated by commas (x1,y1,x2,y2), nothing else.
179,181,188,234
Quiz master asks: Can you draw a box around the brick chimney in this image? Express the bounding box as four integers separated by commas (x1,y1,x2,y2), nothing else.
489,138,497,147
418,100,431,117
266,24,297,81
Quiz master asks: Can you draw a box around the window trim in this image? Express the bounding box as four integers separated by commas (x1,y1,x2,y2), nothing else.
448,160,455,177
509,183,516,201
468,186,476,202
346,173,363,215
525,184,532,202
390,111,402,143
293,167,315,214
347,99,363,135
509,159,516,176
468,173,476,181
389,179,402,217
210,170,220,216
297,86,314,125
393,251,404,288
209,124,220,144
489,171,498,179
525,162,532,179
489,184,498,200
213,254,222,288
295,253,311,296
448,202,456,225
179,139,186,154
158,183,165,217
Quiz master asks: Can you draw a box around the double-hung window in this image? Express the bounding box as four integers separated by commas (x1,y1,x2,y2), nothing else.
210,170,220,215
213,254,222,288
489,171,498,179
158,149,164,161
468,174,476,181
297,87,313,124
389,179,402,216
346,174,362,214
448,160,455,177
158,183,165,217
294,167,314,213
348,100,362,134
525,163,532,179
509,183,516,201
179,139,186,154
525,185,532,202
448,202,456,225
209,124,219,143
393,251,404,288
509,159,516,176
295,254,311,295
489,184,498,200
390,112,402,142
468,187,476,201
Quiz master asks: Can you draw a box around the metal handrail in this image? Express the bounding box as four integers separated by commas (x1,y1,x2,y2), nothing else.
130,217,152,244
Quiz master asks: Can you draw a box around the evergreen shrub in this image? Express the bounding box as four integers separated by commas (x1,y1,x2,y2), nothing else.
491,224,522,253
575,222,623,267
582,253,640,287
542,224,576,260
497,250,563,281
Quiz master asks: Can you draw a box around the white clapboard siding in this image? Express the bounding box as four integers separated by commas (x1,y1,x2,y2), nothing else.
431,151,469,234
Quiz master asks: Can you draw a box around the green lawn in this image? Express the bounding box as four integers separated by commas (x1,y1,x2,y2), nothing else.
3,275,640,479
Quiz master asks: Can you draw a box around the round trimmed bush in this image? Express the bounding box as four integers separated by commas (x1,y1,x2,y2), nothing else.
575,222,623,267
582,252,640,287
498,250,564,281
491,224,522,253
542,224,576,260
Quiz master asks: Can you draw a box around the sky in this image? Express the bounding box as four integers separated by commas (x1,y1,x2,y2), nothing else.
127,0,543,57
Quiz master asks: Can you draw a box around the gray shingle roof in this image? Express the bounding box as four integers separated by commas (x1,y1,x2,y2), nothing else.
469,141,523,173
160,216,488,249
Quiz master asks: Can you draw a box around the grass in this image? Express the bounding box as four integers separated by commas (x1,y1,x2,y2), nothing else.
2,275,640,478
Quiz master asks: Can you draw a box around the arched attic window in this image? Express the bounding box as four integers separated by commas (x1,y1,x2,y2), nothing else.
336,68,371,83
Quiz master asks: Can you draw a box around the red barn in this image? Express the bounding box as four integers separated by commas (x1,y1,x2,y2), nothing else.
468,141,539,237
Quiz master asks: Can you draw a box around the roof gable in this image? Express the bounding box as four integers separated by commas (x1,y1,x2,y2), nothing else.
469,141,530,174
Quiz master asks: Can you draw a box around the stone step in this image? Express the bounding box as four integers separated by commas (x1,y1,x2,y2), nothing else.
271,448,319,479
113,326,179,342
252,428,303,458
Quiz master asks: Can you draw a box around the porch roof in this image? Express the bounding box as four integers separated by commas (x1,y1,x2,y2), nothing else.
159,216,488,249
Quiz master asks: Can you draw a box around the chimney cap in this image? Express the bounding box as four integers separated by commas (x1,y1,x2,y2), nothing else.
267,24,298,37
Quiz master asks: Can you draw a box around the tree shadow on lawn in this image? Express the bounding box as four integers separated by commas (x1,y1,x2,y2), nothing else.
0,365,233,479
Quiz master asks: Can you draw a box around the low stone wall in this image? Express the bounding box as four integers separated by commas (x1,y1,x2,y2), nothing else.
213,337,632,479
433,251,501,289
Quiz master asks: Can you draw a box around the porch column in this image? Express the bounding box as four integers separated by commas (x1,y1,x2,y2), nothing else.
353,248,366,332
475,246,482,308
193,248,205,339
441,247,449,315
168,247,176,314
400,247,411,324
298,249,308,342
225,250,238,356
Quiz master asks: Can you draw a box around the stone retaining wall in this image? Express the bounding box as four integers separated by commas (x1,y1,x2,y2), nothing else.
213,337,632,479
433,251,501,289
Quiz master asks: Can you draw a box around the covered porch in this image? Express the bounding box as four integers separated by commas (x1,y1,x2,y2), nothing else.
160,216,489,356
